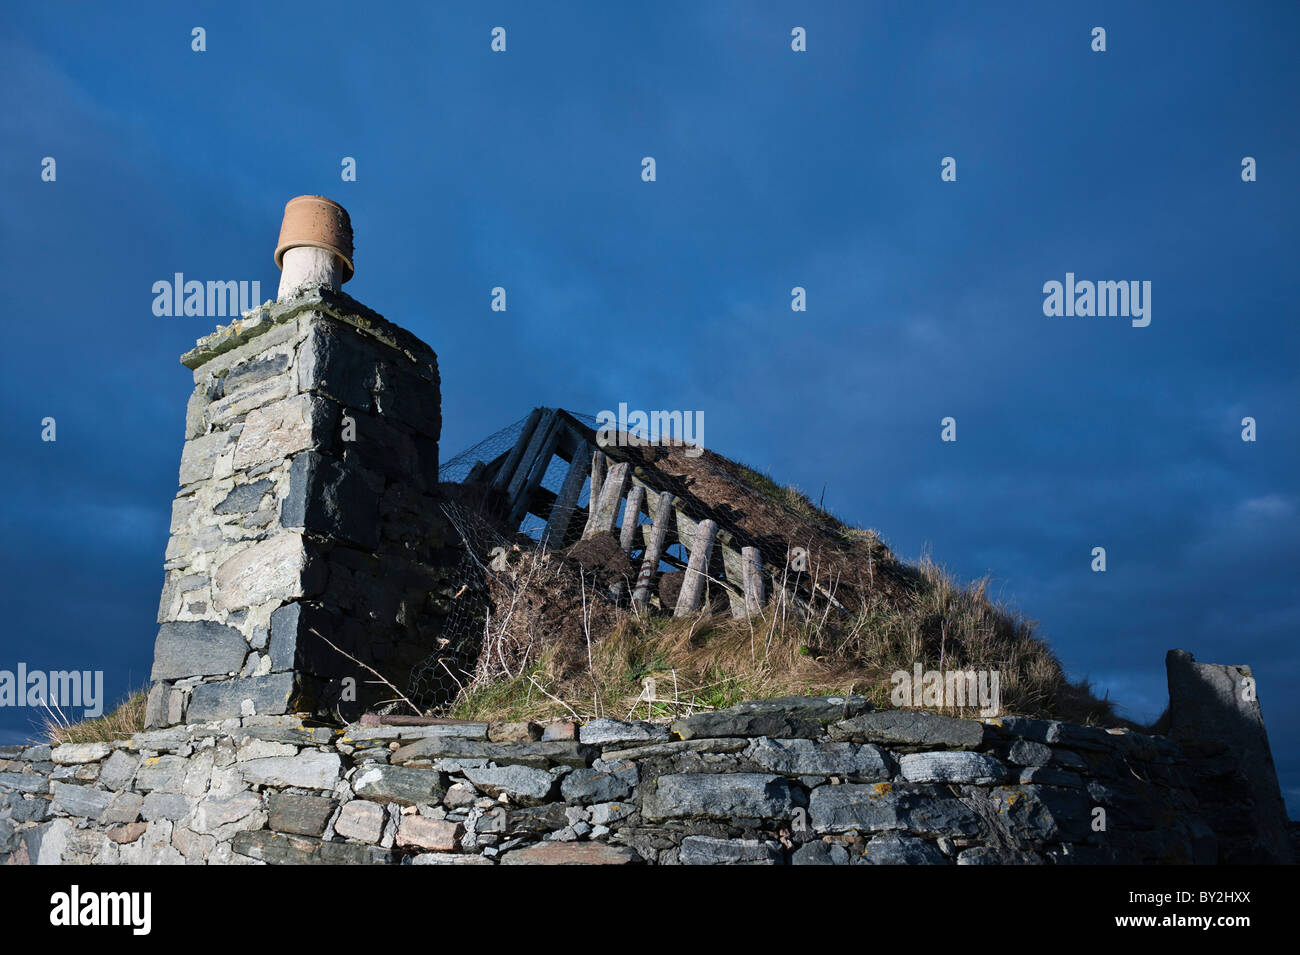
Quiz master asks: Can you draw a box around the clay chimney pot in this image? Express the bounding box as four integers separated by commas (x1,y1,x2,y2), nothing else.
274,195,354,282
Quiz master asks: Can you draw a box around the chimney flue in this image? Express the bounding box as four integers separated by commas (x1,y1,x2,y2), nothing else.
274,195,354,299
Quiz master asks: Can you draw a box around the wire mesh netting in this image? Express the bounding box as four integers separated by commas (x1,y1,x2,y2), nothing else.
405,499,505,713
436,409,605,546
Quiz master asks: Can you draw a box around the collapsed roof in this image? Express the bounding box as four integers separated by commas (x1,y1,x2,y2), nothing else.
440,407,920,619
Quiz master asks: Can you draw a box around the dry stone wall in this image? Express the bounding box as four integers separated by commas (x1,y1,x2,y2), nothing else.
0,699,1225,865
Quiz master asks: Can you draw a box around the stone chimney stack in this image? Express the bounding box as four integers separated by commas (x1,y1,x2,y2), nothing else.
147,198,456,728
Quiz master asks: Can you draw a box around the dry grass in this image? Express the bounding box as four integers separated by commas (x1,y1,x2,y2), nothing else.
449,551,1122,727
41,689,147,745
438,446,1125,729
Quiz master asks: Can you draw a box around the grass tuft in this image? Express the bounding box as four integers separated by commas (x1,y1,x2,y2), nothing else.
42,689,147,745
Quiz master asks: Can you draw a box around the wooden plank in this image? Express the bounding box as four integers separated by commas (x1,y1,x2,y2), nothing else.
632,491,675,611
359,714,482,727
721,546,748,619
586,461,629,537
619,484,647,555
626,471,737,552
581,451,607,536
742,546,766,616
552,418,583,459
674,518,718,617
543,439,591,547
506,409,558,502
492,407,543,490
508,410,561,526
673,507,704,552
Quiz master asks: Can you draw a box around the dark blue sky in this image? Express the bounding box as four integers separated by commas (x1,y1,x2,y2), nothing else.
2,3,1296,811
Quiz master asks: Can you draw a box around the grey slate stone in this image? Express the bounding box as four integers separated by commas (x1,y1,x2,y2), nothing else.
343,723,490,742
391,737,595,769
129,728,194,753
828,710,985,749
268,603,301,672
578,719,669,747
642,773,798,821
601,738,749,761
102,791,144,824
187,674,295,720
223,352,290,393
352,764,446,806
240,750,341,791
985,785,1091,842
857,831,949,865
235,723,333,746
1017,766,1084,787
214,479,275,515
589,802,637,826
267,792,336,836
6,795,50,823
463,766,556,806
671,708,822,741
791,840,839,865
50,742,111,764
995,716,1114,751
746,737,893,779
141,791,192,822
151,620,248,681
733,695,871,721
809,784,981,836
679,836,784,865
232,829,392,865
143,682,170,729
670,695,868,742
560,768,633,804
50,782,113,821
1048,748,1088,770
177,430,231,486
282,451,379,550
898,751,1007,784
409,852,494,865
134,755,188,793
296,318,378,410
1007,740,1053,766
192,792,264,833
98,750,140,790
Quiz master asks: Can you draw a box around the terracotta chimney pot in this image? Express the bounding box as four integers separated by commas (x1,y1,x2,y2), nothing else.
274,196,354,298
